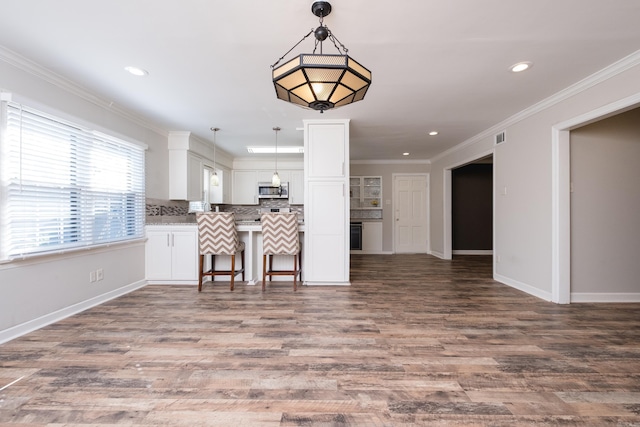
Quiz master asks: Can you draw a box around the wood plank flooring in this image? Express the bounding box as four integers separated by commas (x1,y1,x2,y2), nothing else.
2,254,640,426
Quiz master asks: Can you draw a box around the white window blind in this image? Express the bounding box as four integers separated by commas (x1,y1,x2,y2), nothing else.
0,101,145,261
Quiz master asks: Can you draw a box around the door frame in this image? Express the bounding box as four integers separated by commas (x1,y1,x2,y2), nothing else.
392,173,430,254
551,93,640,303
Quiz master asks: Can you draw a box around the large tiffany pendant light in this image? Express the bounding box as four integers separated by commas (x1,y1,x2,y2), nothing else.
271,1,372,113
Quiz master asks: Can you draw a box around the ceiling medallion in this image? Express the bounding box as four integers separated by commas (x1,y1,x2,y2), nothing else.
271,1,372,113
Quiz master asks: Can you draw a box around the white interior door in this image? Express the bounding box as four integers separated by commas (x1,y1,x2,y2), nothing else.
394,174,428,253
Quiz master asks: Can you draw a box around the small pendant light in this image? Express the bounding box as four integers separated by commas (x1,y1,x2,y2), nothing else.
272,127,281,187
210,127,220,187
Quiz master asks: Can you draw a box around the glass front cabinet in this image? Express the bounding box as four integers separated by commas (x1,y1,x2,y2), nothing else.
350,176,382,209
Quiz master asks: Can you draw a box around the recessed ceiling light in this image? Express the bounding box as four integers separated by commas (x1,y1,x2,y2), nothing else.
124,66,148,77
429,131,438,136
247,146,304,154
509,61,533,73
403,152,410,156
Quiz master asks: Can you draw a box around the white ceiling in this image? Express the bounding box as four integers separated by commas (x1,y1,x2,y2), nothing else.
1,0,639,161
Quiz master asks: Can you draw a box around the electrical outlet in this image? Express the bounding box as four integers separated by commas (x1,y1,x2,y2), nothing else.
89,271,97,282
96,268,104,281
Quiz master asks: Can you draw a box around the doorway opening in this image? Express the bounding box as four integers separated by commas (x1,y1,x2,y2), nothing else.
442,149,494,260
452,156,493,255
552,93,640,303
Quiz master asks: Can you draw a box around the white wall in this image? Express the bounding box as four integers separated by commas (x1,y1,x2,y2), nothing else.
0,56,167,342
570,107,640,296
429,53,640,301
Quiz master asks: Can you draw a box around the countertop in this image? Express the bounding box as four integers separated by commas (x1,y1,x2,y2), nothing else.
146,217,305,231
147,214,305,226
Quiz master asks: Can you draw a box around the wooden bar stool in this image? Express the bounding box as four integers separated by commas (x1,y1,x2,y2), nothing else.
196,212,245,292
261,212,302,291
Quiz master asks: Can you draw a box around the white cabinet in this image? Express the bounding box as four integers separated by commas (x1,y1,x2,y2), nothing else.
146,226,198,284
289,170,304,205
169,150,203,201
362,221,383,252
304,119,350,285
350,176,382,209
306,124,346,178
232,170,258,205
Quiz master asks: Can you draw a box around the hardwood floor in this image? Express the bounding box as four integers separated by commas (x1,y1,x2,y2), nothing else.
2,254,640,426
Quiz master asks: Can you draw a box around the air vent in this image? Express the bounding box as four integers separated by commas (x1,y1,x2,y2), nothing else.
495,130,506,145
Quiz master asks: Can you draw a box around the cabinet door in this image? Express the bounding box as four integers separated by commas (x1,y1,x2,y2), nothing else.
362,222,383,252
306,123,346,178
171,230,198,280
362,176,382,209
289,170,304,205
169,150,203,201
306,181,347,282
145,230,173,280
187,152,203,201
232,170,258,205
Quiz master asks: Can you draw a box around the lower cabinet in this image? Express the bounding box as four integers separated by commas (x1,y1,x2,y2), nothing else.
145,226,198,283
362,221,383,252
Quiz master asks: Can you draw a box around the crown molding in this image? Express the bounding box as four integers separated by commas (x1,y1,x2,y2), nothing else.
0,45,168,137
430,49,640,164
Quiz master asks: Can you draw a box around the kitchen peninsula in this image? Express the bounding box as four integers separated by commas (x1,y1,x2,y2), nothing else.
145,218,305,286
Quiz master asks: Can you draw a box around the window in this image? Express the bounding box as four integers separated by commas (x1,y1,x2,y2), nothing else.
0,101,145,261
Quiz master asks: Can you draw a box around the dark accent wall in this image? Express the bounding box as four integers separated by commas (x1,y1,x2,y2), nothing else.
452,164,493,250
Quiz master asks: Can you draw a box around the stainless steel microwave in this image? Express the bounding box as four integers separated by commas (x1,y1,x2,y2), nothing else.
257,182,289,199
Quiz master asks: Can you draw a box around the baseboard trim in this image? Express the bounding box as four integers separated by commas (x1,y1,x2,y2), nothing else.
304,281,351,286
350,250,394,255
430,251,445,259
571,292,640,303
0,280,147,345
494,273,552,302
453,250,493,255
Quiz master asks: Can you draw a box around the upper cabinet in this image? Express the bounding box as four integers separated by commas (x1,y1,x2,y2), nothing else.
232,170,258,205
306,123,347,179
169,150,203,201
289,170,304,205
350,176,382,209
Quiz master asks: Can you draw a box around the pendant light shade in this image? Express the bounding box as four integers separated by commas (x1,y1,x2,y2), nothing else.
272,127,281,187
210,127,219,187
271,1,371,113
